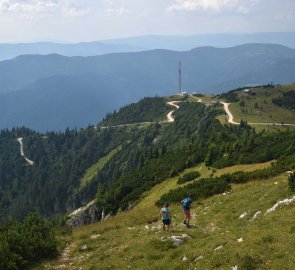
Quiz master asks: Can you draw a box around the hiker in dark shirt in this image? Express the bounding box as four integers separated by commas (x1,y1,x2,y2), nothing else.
181,195,192,227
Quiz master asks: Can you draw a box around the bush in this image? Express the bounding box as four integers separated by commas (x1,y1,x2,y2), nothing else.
0,213,58,270
223,164,284,184
238,254,262,270
288,173,295,192
273,90,295,110
156,163,286,207
177,171,200,184
156,176,231,206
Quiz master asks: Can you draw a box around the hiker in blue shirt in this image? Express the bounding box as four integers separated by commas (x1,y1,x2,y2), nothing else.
181,195,192,228
159,202,171,231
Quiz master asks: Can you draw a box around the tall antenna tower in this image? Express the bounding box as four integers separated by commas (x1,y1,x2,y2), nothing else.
179,61,182,94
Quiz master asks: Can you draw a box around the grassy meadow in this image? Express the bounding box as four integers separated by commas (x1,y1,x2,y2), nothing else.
37,85,295,269
39,160,295,270
229,84,295,126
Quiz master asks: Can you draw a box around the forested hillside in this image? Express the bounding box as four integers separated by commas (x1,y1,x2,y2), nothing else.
2,93,295,224
101,97,170,126
1,100,213,221
0,127,126,220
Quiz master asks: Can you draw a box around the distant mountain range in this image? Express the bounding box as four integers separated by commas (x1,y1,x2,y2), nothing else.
103,32,295,51
1,32,295,61
0,42,140,61
0,43,295,131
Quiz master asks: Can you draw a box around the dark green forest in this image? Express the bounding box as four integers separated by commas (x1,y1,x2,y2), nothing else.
0,126,143,221
101,97,170,125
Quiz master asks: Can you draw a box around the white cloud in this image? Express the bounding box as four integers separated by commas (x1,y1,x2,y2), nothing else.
0,0,294,42
0,0,9,12
167,0,258,13
0,0,90,17
106,7,129,16
62,5,90,17
238,6,249,14
0,0,57,13
167,0,235,12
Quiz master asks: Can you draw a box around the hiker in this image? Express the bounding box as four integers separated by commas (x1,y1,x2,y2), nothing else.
181,195,192,227
159,202,171,231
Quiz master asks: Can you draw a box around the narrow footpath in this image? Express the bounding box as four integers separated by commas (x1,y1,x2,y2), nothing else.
17,138,34,166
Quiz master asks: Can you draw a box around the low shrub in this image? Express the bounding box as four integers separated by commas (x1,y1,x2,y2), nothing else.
156,176,231,206
156,163,285,207
177,171,201,184
288,173,295,192
238,254,262,270
223,164,283,184
0,213,58,270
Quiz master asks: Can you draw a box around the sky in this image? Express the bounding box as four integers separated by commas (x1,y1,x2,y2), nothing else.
0,0,294,42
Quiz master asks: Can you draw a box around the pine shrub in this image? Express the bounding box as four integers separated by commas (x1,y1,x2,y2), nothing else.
289,173,295,192
177,171,200,184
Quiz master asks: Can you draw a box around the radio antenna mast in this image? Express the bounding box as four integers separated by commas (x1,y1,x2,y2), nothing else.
179,61,182,94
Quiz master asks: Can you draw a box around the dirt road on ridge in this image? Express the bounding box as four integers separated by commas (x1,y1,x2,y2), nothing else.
166,101,181,123
220,102,239,125
99,100,182,128
220,102,295,127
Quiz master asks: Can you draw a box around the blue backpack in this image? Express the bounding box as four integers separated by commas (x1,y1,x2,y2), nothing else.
182,198,191,209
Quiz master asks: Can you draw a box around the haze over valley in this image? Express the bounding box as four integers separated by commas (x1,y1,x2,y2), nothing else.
1,32,295,61
1,43,295,131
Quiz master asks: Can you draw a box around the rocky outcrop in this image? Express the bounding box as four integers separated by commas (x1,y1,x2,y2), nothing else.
66,200,104,227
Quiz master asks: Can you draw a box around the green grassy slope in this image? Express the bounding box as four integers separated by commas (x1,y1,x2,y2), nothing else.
80,145,123,188
33,86,295,270
227,84,295,125
39,160,295,270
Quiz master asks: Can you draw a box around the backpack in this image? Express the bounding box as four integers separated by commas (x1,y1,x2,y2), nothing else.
182,198,191,209
161,207,170,220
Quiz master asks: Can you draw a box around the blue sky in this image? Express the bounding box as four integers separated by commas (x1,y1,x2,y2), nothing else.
0,0,294,42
